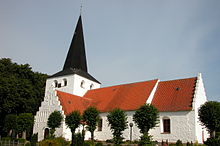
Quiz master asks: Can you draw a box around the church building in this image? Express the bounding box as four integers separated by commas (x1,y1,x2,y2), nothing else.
33,16,209,143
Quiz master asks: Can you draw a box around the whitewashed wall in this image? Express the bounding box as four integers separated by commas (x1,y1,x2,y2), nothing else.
90,111,197,143
192,73,209,143
72,74,100,97
33,89,65,141
45,74,100,97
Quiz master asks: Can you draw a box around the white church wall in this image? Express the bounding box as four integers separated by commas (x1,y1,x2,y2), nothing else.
89,111,197,143
150,111,196,143
45,75,75,96
192,73,209,143
45,74,100,97
72,74,100,97
33,89,65,141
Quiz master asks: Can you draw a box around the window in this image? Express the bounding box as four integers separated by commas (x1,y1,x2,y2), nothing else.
90,84,94,89
163,118,170,133
97,119,102,131
80,80,85,88
58,83,61,88
54,80,58,88
63,79,67,86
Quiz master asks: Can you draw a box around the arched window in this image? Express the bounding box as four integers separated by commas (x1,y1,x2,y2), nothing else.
54,80,58,88
90,84,94,89
63,79,67,86
97,119,103,131
163,117,171,133
80,80,85,88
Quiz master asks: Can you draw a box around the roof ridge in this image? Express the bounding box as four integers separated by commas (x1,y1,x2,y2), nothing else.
160,77,197,82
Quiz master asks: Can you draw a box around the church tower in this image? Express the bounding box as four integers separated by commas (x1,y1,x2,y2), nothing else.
45,16,100,97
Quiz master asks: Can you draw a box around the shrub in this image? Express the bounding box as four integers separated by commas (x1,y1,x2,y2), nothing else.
39,137,70,146
84,140,95,146
139,133,153,145
16,138,26,143
106,139,114,143
1,137,11,141
39,139,59,146
95,142,103,146
30,133,38,146
204,137,220,146
25,142,31,146
176,139,183,146
74,133,84,146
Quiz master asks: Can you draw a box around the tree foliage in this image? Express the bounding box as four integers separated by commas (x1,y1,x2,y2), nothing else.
199,101,220,137
65,111,81,146
3,114,17,136
107,108,128,144
133,104,159,145
17,113,34,139
0,58,48,135
82,106,100,141
47,110,63,137
133,104,159,134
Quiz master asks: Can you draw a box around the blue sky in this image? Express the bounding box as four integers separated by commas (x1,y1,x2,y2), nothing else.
0,0,220,101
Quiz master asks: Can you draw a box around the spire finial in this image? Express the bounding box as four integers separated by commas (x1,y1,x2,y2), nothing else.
80,0,83,15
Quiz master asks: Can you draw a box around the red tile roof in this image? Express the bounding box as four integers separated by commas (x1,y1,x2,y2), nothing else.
57,79,158,114
151,77,197,112
84,79,158,112
57,77,197,115
57,91,92,115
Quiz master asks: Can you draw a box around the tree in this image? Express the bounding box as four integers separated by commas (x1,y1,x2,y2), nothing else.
133,104,159,145
65,111,81,146
199,101,220,138
47,110,63,138
82,107,100,142
17,113,34,139
107,108,128,144
3,114,17,137
0,58,47,136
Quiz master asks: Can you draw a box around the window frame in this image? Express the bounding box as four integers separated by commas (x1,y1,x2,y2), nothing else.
97,119,103,131
162,118,171,134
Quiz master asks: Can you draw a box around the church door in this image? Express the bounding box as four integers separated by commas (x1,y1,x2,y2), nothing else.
44,128,49,139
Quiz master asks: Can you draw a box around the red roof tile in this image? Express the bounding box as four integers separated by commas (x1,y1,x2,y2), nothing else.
57,91,92,115
151,77,197,112
57,79,158,114
84,79,158,112
57,77,197,115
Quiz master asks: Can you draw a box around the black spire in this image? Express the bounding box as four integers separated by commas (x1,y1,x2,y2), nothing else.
63,15,87,72
49,16,100,83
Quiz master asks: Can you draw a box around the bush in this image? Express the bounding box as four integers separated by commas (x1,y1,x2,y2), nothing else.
176,139,183,146
30,133,38,146
186,141,193,146
84,140,95,146
39,137,70,146
74,133,84,146
204,137,220,146
139,133,153,145
25,142,31,146
39,139,59,146
1,137,11,141
106,139,114,143
95,142,103,146
16,138,26,143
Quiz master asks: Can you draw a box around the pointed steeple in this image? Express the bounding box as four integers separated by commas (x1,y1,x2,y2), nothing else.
63,15,87,72
49,16,100,84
